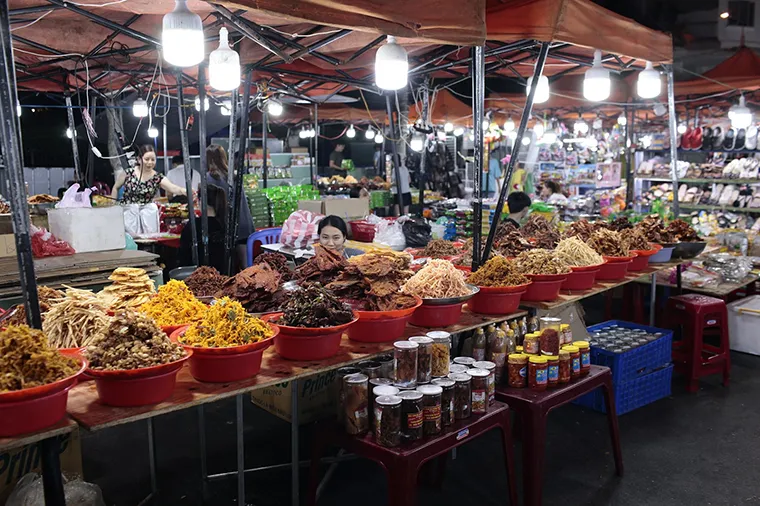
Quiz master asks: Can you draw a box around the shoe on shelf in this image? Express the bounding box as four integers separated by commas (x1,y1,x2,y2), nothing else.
713,126,725,151
736,128,747,151
747,126,758,150
724,128,737,151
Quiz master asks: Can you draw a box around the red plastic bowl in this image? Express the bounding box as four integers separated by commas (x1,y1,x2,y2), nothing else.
263,313,358,360
347,297,422,343
526,272,571,282
0,355,87,404
629,245,662,272
522,279,566,302
603,254,637,263
561,263,604,291
162,324,188,337
170,325,278,382
409,302,464,327
467,283,530,315
596,259,633,280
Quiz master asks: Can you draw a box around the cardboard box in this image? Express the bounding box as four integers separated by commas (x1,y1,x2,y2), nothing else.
251,370,341,424
0,234,16,259
297,198,370,222
48,207,126,253
297,200,324,216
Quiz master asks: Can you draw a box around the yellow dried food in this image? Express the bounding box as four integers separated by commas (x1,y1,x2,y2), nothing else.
180,297,273,348
0,325,79,392
140,280,207,327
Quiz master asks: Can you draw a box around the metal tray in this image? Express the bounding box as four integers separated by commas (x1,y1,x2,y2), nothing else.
422,284,480,306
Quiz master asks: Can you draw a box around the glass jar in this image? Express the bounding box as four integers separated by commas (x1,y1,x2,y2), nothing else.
528,356,548,391
472,328,487,361
473,361,496,405
539,316,561,332
431,378,455,426
371,385,399,427
563,345,581,379
398,390,424,441
343,373,369,435
527,315,539,333
428,332,451,377
487,329,508,385
449,364,468,375
558,350,571,384
523,333,539,355
504,328,517,355
409,336,433,384
336,367,361,423
393,341,419,388
376,354,395,379
539,328,561,357
546,356,559,388
468,368,490,414
509,320,521,345
453,356,476,368
507,353,528,388
519,317,528,338
560,323,572,346
575,341,591,376
374,395,402,447
418,384,443,436
359,360,382,379
450,372,472,419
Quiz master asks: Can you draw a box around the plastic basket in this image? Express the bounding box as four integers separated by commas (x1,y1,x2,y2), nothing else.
574,365,673,415
586,320,673,384
349,220,377,242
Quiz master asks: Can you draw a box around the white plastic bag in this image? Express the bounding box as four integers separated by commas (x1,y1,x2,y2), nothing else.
6,473,106,506
280,210,322,249
373,219,406,251
55,183,93,209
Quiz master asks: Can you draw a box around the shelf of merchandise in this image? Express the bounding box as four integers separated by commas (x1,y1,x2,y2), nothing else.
680,203,760,214
636,177,760,185
640,148,760,155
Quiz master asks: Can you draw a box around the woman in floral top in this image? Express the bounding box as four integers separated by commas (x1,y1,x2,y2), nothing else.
111,145,187,204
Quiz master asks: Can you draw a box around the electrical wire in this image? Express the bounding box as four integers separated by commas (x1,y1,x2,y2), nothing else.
261,25,343,38
10,10,53,32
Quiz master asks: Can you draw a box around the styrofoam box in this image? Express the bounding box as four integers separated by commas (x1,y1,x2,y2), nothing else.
727,295,760,356
48,206,126,253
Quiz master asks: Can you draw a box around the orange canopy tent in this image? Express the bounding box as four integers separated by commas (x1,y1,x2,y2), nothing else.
675,46,760,95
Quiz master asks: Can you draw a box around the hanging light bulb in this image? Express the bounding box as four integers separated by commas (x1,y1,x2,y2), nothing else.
508,131,517,141
310,127,317,138
453,127,465,136
209,27,240,91
162,0,204,67
583,50,611,102
533,122,544,139
729,95,753,128
503,118,515,133
677,124,687,134
194,97,210,111
410,135,423,152
16,102,21,116
444,122,454,133
592,117,603,130
640,135,652,148
437,131,447,141
298,128,307,139
365,127,375,140
617,114,627,126
637,61,661,99
346,125,356,138
220,100,232,116
374,132,384,144
65,128,73,139
375,36,408,90
585,135,598,149
574,119,589,134
266,98,283,116
148,126,159,138
132,98,149,118
542,130,557,144
481,119,489,130
521,136,531,146
525,64,550,104
468,131,475,141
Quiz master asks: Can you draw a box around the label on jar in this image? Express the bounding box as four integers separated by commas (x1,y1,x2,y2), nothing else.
407,411,423,430
473,348,485,361
492,352,506,368
450,400,455,416
548,364,559,381
581,352,591,367
536,368,547,385
472,390,487,412
519,366,527,377
356,407,368,426
423,404,441,422
572,357,581,373
525,341,539,354
374,406,382,436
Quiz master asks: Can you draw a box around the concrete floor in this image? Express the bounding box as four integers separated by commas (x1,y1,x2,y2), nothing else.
78,349,760,506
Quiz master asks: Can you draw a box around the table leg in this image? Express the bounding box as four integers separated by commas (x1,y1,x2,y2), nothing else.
147,418,158,495
388,459,417,506
498,413,519,506
521,409,547,506
236,394,246,506
649,273,657,327
601,378,624,477
292,378,300,506
676,264,682,294
198,405,208,501
40,437,65,506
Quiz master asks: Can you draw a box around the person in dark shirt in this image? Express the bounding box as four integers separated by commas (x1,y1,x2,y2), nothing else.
329,143,346,177
505,191,531,228
179,184,228,273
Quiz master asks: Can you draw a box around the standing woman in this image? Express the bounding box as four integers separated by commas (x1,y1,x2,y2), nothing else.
111,145,187,203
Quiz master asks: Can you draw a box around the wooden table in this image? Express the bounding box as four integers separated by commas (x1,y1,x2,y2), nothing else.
0,418,77,452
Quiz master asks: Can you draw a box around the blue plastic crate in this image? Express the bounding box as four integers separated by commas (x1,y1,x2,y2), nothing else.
587,320,673,384
574,365,673,415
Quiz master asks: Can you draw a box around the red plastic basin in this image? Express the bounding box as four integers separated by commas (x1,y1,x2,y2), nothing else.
348,297,422,343
409,302,464,327
562,263,604,291
596,259,633,280
467,283,531,315
629,245,662,272
263,313,358,361
522,279,566,302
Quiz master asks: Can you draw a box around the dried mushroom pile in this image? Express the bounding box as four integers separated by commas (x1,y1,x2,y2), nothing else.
0,326,79,392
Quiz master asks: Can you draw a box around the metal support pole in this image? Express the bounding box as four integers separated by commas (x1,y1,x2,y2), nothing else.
314,103,319,179
198,63,209,265
198,406,208,500
39,438,65,506
291,379,300,506
418,80,430,217
625,104,635,208
227,89,237,187
262,110,268,188
471,46,485,270
0,0,41,330
87,93,96,185
649,272,657,327
176,72,199,266
386,95,404,213
666,65,680,218
162,117,169,175
482,41,550,262
236,394,245,506
65,93,81,181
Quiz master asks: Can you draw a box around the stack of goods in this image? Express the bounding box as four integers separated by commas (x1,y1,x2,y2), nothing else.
620,228,652,251
100,268,156,310
0,326,79,391
444,209,473,239
278,284,354,327
521,215,560,249
327,252,416,311
85,310,185,370
139,280,207,327
553,237,604,267
254,252,293,281
261,185,318,226
243,186,273,229
468,257,529,287
588,229,630,257
514,249,571,275
185,266,229,298
180,297,273,347
422,239,458,258
42,287,110,349
5,286,63,326
218,264,287,313
296,245,347,285
402,259,471,299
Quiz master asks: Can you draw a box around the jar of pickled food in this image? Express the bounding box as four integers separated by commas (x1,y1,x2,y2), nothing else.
523,333,539,355
398,390,424,441
431,378,455,426
359,360,382,379
376,354,395,379
472,328,487,361
472,361,496,405
453,356,476,368
516,345,524,353
528,356,548,391
371,384,399,428
374,395,402,447
575,341,591,376
428,333,451,377
507,353,528,388
560,323,572,346
409,336,433,384
450,372,472,420
468,368,490,414
336,367,361,423
343,373,369,435
418,384,443,436
449,364,468,375
558,350,571,384
563,345,581,380
393,341,419,388
487,329,508,384
546,355,559,388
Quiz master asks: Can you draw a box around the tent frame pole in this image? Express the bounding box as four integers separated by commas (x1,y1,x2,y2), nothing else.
482,41,550,263
314,103,319,180
625,104,635,209
227,89,238,187
418,79,430,217
262,109,268,188
666,65,680,218
386,95,404,210
64,92,81,181
471,45,485,270
176,72,199,267
198,63,209,265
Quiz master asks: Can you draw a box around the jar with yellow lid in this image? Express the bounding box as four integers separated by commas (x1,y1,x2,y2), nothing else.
507,353,528,388
560,323,572,345
546,355,559,388
528,356,548,391
558,350,571,384
523,333,539,355
574,341,591,376
516,345,524,353
563,345,581,379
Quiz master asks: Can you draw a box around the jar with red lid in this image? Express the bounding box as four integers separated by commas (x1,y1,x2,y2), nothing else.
528,356,548,391
507,353,528,388
558,350,571,384
546,355,559,388
575,341,591,376
563,345,581,380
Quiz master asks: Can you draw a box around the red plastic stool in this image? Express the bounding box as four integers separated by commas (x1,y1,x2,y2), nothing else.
667,293,731,392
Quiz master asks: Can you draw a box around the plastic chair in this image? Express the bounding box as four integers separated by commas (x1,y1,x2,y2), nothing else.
246,227,282,267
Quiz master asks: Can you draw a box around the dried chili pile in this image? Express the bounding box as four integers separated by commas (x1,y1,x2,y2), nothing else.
217,264,286,313
254,252,293,281
327,252,416,311
185,266,229,298
278,284,354,327
295,245,347,285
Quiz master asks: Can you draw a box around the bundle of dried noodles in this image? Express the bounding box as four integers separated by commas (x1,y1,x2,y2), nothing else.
554,237,604,267
514,249,571,275
402,259,471,299
42,287,111,348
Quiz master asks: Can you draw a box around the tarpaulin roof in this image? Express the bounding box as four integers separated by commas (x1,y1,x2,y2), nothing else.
408,89,474,125
675,46,760,95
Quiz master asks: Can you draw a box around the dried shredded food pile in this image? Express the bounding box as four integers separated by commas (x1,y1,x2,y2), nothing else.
85,310,185,370
278,284,354,328
422,239,458,258
520,215,559,249
620,228,652,251
42,287,111,348
514,249,571,275
635,216,676,243
327,251,416,311
254,252,293,281
589,229,630,257
181,297,273,347
562,219,598,242
0,325,79,392
468,256,529,287
185,266,229,298
100,267,156,310
140,280,207,327
402,259,471,299
554,237,604,267
6,286,63,326
296,245,347,285
666,219,701,242
217,264,287,313
607,216,633,232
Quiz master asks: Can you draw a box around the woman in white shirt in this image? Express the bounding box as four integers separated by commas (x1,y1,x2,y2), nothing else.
540,180,568,205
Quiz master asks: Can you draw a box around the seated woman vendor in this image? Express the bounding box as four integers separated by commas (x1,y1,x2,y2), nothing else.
318,215,364,259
